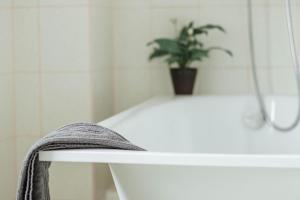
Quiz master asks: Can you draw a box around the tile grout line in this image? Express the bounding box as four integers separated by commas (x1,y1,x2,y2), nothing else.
86,1,98,200
244,1,252,95
111,1,117,114
10,0,18,194
0,135,15,143
37,0,44,138
149,1,155,97
87,0,95,125
266,0,274,94
9,4,90,9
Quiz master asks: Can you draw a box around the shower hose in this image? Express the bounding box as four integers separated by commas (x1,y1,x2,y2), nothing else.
247,0,300,132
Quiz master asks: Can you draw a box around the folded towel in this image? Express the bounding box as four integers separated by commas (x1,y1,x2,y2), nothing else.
16,122,144,200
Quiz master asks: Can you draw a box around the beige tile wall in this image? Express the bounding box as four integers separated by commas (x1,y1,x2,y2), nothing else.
111,0,300,114
0,139,16,200
0,1,17,200
1,0,300,200
111,0,255,113
89,0,115,199
0,0,112,199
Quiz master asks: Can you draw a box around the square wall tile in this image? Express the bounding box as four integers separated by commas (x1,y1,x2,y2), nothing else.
267,0,298,6
269,5,293,68
40,0,88,6
200,0,268,6
0,0,12,7
14,8,39,72
248,67,273,95
284,5,300,58
40,7,89,71
150,68,173,95
113,7,151,68
0,9,12,73
294,6,300,32
271,68,297,95
49,163,93,200
251,4,271,68
42,73,92,134
113,0,151,8
91,69,114,121
90,6,112,70
198,0,248,6
90,0,111,7
152,0,200,8
14,0,38,7
196,68,250,94
0,139,16,200
151,7,199,39
196,4,250,68
0,74,13,139
114,69,152,112
15,73,41,136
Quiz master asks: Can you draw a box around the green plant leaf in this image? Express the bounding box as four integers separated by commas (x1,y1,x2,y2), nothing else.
187,39,203,48
148,38,182,54
208,46,233,57
166,55,181,65
194,24,226,36
178,27,189,41
147,21,233,68
188,21,194,28
190,49,210,61
149,49,169,60
193,29,209,35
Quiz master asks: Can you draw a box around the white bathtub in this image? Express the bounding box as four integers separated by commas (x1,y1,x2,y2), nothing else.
40,96,300,200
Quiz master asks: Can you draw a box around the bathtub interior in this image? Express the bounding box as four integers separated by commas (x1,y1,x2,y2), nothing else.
103,96,300,155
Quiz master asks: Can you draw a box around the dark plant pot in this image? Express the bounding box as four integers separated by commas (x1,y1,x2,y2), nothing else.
170,68,197,95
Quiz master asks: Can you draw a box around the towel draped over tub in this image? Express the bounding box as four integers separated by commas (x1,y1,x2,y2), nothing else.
16,122,144,200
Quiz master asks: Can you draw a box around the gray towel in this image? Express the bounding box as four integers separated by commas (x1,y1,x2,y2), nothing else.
16,122,144,200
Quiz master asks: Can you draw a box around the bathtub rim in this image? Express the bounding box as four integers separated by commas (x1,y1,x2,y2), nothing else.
39,95,300,168
98,95,298,130
39,149,300,169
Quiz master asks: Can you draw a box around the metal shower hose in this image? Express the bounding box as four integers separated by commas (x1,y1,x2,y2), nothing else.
247,0,300,132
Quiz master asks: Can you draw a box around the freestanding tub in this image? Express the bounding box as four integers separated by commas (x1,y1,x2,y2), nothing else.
40,96,300,200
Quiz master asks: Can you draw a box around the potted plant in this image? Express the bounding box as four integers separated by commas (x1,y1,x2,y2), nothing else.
148,20,233,95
